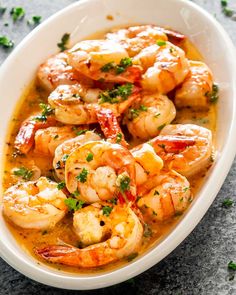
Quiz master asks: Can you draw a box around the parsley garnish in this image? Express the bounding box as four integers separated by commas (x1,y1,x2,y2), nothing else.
62,154,69,163
157,40,166,46
76,168,88,183
13,167,33,180
72,188,80,197
102,205,113,216
143,223,152,237
116,132,122,143
57,182,66,190
0,36,14,48
10,7,25,21
0,7,6,15
99,83,133,104
57,33,70,52
128,105,148,120
222,198,234,208
206,83,219,104
183,187,189,192
126,252,138,262
75,129,88,136
86,153,93,162
228,261,236,271
101,62,115,72
34,103,54,122
27,15,41,26
64,198,84,211
101,57,132,74
157,123,166,131
109,198,117,205
119,175,130,193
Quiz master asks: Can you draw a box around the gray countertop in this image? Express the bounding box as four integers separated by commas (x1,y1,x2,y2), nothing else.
0,0,236,294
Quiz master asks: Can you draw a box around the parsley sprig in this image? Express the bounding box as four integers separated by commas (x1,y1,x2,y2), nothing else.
101,57,133,75
10,7,25,21
34,103,54,122
76,168,89,183
57,33,70,52
64,198,84,211
0,36,14,48
13,167,33,180
99,83,133,104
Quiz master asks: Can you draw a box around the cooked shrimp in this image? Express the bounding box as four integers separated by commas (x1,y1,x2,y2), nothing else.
175,61,213,109
35,203,143,267
68,40,142,83
48,83,140,125
149,124,213,177
132,42,189,93
124,93,176,139
2,177,67,229
14,114,56,154
34,126,76,156
37,52,92,92
53,131,101,181
65,141,136,203
137,170,192,221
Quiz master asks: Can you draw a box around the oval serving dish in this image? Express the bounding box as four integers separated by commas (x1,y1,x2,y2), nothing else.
0,0,236,290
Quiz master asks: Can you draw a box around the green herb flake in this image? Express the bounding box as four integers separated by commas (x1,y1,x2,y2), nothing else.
0,36,14,48
76,168,88,183
223,7,234,17
99,83,133,104
115,57,133,74
143,223,152,237
62,154,69,163
183,187,189,192
154,112,161,118
228,261,236,271
154,190,160,195
119,175,130,193
222,198,234,208
126,252,138,262
206,83,219,103
10,7,25,21
57,182,66,190
13,167,33,180
158,143,166,149
0,7,6,15
86,152,93,162
221,0,228,7
64,198,84,211
72,188,80,197
57,33,70,52
27,15,41,26
53,134,59,140
157,124,166,131
109,198,117,205
101,62,115,72
152,210,157,216
157,40,166,46
102,205,113,216
128,104,148,120
75,129,88,136
116,132,122,143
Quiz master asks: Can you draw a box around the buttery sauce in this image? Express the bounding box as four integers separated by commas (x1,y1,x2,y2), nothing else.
2,28,216,274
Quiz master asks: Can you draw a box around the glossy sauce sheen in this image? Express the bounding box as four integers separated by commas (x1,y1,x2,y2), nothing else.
2,28,216,273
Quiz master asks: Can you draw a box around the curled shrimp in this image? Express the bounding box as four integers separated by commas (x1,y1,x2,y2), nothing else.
132,41,189,93
149,124,213,177
68,40,142,83
175,61,214,109
65,141,136,203
48,83,140,125
2,177,68,229
123,93,176,140
34,126,76,156
35,203,143,268
14,114,57,154
53,131,101,181
37,52,92,92
137,170,192,221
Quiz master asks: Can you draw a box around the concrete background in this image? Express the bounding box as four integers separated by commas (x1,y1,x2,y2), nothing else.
0,0,236,294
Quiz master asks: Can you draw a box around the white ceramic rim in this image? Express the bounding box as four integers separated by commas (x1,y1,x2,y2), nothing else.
0,0,236,290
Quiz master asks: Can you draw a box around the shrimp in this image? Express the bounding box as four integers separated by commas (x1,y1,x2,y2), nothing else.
68,40,142,83
150,124,213,177
137,170,192,221
65,141,136,203
2,177,68,229
37,52,92,92
35,203,143,268
53,131,101,181
123,93,176,140
175,61,213,109
34,126,76,156
132,42,189,93
48,83,140,125
14,114,56,154
106,25,186,57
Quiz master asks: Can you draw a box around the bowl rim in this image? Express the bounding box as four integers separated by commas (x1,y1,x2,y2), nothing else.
0,0,236,290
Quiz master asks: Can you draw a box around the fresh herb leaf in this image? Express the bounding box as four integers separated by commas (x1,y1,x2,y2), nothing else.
102,205,113,216
0,7,6,15
100,57,132,74
109,198,117,205
154,112,161,118
0,36,14,48
13,167,33,180
128,104,148,120
157,123,166,131
27,15,41,26
57,33,70,52
57,182,66,190
119,175,130,193
126,252,138,262
34,103,54,121
157,40,166,46
228,261,236,271
62,154,69,163
183,187,189,192
101,62,115,72
206,83,219,103
222,198,234,208
116,132,122,143
10,7,25,21
64,198,84,211
99,83,133,104
72,188,80,197
223,7,234,17
143,223,152,237
76,168,88,183
75,129,88,136
86,152,93,162
221,0,228,7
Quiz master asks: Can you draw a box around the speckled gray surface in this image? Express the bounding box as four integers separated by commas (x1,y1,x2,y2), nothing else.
0,0,236,294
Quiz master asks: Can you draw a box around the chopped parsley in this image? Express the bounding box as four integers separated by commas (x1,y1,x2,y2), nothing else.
156,40,166,46
99,83,133,104
0,36,14,48
101,62,115,72
228,261,236,271
126,252,138,262
76,168,88,183
57,33,70,52
102,205,113,216
101,57,132,74
128,104,148,120
0,7,6,15
206,83,219,104
222,198,234,208
86,152,93,162
158,143,166,149
62,154,69,163
143,223,152,237
72,188,80,197
13,167,33,180
154,112,161,118
57,182,66,190
119,175,131,193
75,129,88,136
10,7,25,21
157,123,166,131
64,198,84,211
221,0,228,7
116,132,122,143
183,187,189,192
34,103,54,122
27,15,41,26
109,198,117,205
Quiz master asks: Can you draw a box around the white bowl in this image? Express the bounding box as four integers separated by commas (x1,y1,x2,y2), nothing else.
0,0,236,290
